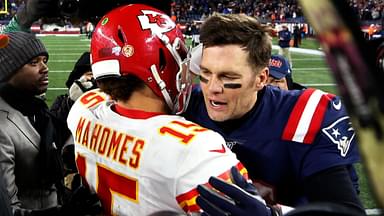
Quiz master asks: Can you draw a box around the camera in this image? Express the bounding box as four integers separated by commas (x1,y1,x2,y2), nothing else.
58,0,80,18
54,0,172,20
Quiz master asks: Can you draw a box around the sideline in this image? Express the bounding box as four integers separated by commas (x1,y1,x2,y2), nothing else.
272,45,325,56
366,208,383,215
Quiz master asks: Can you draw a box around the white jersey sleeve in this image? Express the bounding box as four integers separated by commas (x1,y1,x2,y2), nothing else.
174,128,244,212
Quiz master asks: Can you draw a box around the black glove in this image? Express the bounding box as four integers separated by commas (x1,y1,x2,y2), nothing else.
60,184,103,216
196,166,276,216
16,0,59,29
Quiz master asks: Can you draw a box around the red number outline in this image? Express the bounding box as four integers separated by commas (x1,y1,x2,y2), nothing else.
76,154,138,215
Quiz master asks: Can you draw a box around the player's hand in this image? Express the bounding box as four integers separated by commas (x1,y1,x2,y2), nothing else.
17,0,59,29
196,166,276,216
60,184,103,215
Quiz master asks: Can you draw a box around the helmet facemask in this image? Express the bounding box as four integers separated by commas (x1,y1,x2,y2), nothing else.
150,34,192,114
175,55,193,114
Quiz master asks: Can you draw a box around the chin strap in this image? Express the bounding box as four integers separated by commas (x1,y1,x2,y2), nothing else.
150,64,174,111
150,33,189,114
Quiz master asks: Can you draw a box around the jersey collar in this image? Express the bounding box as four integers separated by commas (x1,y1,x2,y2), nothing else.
113,104,165,119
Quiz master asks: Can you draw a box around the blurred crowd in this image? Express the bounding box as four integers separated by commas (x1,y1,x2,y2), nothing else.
171,0,304,23
349,0,384,21
1,0,383,24
171,0,383,23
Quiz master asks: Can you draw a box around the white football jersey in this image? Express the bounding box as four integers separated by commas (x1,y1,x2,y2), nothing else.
67,89,245,216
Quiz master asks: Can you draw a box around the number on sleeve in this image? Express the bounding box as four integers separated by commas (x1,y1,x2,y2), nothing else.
159,120,207,145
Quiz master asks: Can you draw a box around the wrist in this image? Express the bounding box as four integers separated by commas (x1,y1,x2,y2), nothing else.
269,204,295,216
14,15,32,32
1,16,30,33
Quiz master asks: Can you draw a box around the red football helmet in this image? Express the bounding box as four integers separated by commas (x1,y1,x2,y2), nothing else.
90,4,192,114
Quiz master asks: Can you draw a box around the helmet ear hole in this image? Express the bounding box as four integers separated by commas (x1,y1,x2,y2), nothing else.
159,48,166,71
117,27,126,44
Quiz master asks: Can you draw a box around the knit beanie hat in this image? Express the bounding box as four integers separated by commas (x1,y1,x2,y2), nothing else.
0,32,48,83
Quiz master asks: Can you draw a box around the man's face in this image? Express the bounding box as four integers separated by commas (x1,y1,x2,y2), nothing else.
82,71,94,81
8,55,49,95
199,45,268,122
267,76,288,90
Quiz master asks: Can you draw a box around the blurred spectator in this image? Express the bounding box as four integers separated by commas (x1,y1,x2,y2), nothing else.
268,54,306,90
300,25,306,39
278,25,293,67
293,25,301,47
191,22,201,47
50,51,96,179
85,21,94,39
50,52,95,124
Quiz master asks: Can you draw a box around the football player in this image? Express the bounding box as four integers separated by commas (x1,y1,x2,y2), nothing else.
183,13,365,215
66,4,274,215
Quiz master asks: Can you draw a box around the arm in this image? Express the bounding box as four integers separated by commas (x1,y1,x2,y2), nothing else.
2,0,56,33
196,166,293,216
173,127,244,213
12,185,101,216
304,165,366,215
0,129,22,212
196,166,364,216
0,166,12,216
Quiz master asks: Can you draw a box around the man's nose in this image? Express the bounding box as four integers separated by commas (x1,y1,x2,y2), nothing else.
207,76,223,94
40,61,49,72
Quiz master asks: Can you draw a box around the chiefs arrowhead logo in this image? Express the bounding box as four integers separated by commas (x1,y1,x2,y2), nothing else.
209,144,226,153
138,10,175,36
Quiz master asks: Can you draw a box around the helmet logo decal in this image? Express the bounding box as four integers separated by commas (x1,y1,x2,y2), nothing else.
101,17,109,25
138,10,175,35
122,45,134,58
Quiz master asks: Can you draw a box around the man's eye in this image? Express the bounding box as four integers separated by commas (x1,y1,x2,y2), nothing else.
199,75,209,83
222,76,237,81
200,70,210,76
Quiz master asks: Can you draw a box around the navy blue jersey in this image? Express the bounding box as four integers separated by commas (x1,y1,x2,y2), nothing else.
278,29,292,48
183,85,360,206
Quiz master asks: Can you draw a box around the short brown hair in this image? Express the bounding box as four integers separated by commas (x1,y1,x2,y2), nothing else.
97,75,145,101
200,14,272,70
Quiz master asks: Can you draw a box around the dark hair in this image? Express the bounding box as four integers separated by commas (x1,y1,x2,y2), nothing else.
200,14,272,70
97,75,145,101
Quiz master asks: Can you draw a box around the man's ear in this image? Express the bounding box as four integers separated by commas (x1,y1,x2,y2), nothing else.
255,67,269,89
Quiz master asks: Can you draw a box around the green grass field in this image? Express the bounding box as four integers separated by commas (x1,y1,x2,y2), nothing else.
40,35,379,211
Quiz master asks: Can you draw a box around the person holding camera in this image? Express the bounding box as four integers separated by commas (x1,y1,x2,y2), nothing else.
1,0,172,34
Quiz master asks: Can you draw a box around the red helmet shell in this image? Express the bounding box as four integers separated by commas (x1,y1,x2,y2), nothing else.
91,4,187,102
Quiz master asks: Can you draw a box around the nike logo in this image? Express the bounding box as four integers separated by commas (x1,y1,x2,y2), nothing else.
209,144,226,153
332,100,342,110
